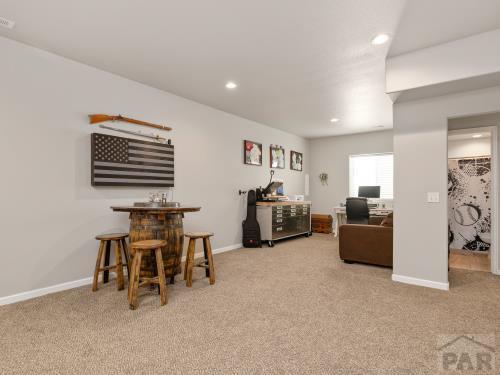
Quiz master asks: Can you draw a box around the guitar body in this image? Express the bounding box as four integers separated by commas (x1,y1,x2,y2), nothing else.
242,190,262,248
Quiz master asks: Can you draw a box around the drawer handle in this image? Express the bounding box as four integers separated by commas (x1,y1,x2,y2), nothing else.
276,227,283,231
290,213,296,217
276,214,282,218
276,219,283,223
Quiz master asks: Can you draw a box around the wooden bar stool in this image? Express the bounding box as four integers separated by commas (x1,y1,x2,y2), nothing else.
128,240,167,310
92,233,130,292
184,232,215,287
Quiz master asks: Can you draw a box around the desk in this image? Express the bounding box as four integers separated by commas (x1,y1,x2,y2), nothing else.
333,206,392,237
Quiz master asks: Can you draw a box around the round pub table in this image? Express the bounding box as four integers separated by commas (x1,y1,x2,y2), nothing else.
111,205,201,284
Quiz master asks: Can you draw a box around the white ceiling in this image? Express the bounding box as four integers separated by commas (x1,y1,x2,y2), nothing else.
448,132,491,141
0,1,499,138
389,0,500,57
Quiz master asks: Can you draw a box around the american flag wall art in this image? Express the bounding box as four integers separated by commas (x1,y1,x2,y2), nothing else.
91,133,174,187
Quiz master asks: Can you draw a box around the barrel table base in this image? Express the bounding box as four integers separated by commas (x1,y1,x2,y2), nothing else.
128,212,184,284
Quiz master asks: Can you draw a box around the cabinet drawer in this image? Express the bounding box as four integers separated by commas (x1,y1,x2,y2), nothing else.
272,225,284,233
273,217,284,224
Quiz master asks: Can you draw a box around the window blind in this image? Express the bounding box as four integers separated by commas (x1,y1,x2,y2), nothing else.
349,153,393,199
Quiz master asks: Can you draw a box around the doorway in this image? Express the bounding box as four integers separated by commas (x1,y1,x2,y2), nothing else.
448,113,499,274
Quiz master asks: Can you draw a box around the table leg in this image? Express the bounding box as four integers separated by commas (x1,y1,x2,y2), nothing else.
103,240,111,283
335,212,347,237
121,238,130,277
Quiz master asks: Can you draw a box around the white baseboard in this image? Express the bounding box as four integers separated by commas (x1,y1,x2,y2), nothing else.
181,243,242,262
0,243,243,306
0,277,94,306
392,273,449,291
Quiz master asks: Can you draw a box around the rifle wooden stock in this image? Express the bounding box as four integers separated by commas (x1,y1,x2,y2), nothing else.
88,114,172,131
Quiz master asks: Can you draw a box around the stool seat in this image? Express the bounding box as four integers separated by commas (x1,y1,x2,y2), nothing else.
185,232,214,239
95,232,129,241
131,239,167,250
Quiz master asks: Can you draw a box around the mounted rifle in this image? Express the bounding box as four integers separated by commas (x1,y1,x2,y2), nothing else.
88,114,172,131
98,124,168,143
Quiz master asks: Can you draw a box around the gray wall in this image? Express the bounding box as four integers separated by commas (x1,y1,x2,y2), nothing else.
393,86,500,288
0,37,309,299
308,131,393,216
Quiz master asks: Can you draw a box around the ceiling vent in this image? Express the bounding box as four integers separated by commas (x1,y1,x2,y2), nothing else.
0,17,15,29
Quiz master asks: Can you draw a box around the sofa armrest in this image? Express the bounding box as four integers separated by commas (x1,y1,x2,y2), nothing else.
339,224,393,267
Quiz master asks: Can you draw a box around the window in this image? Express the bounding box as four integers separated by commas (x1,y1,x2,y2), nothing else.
349,153,393,199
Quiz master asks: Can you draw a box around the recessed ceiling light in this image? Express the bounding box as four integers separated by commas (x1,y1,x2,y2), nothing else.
472,134,483,138
330,118,339,123
371,34,389,45
225,81,237,89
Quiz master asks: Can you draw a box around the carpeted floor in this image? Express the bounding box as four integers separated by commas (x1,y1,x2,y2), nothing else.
1,234,499,374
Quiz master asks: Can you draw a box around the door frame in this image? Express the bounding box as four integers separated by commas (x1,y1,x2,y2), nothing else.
447,126,498,274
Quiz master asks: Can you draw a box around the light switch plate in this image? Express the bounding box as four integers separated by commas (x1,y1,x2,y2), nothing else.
427,192,440,203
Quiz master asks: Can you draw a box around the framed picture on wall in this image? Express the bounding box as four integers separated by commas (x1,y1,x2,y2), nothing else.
243,140,263,166
270,145,285,169
290,150,303,171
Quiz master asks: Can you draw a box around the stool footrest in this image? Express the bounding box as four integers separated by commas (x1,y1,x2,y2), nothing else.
99,265,119,272
138,277,160,287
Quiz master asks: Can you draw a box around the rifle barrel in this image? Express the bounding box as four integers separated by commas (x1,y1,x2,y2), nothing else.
88,114,172,131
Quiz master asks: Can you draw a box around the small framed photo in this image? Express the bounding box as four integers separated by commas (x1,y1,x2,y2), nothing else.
244,140,262,166
270,145,285,169
290,150,303,171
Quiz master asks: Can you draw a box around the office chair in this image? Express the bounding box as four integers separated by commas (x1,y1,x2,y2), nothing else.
346,197,369,225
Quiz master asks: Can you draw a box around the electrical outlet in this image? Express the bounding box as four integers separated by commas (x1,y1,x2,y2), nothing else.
427,192,440,203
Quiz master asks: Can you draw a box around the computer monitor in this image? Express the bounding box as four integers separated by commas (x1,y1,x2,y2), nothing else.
268,181,284,196
358,186,380,198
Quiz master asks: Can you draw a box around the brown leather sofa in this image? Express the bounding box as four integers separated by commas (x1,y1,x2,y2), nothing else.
339,214,393,267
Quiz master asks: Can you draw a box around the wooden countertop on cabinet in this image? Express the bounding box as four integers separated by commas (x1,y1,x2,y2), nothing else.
256,201,311,206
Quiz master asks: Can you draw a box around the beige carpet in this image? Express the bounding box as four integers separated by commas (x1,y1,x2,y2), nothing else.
1,234,499,374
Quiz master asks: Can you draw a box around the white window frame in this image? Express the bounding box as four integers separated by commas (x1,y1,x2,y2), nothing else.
348,152,394,199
